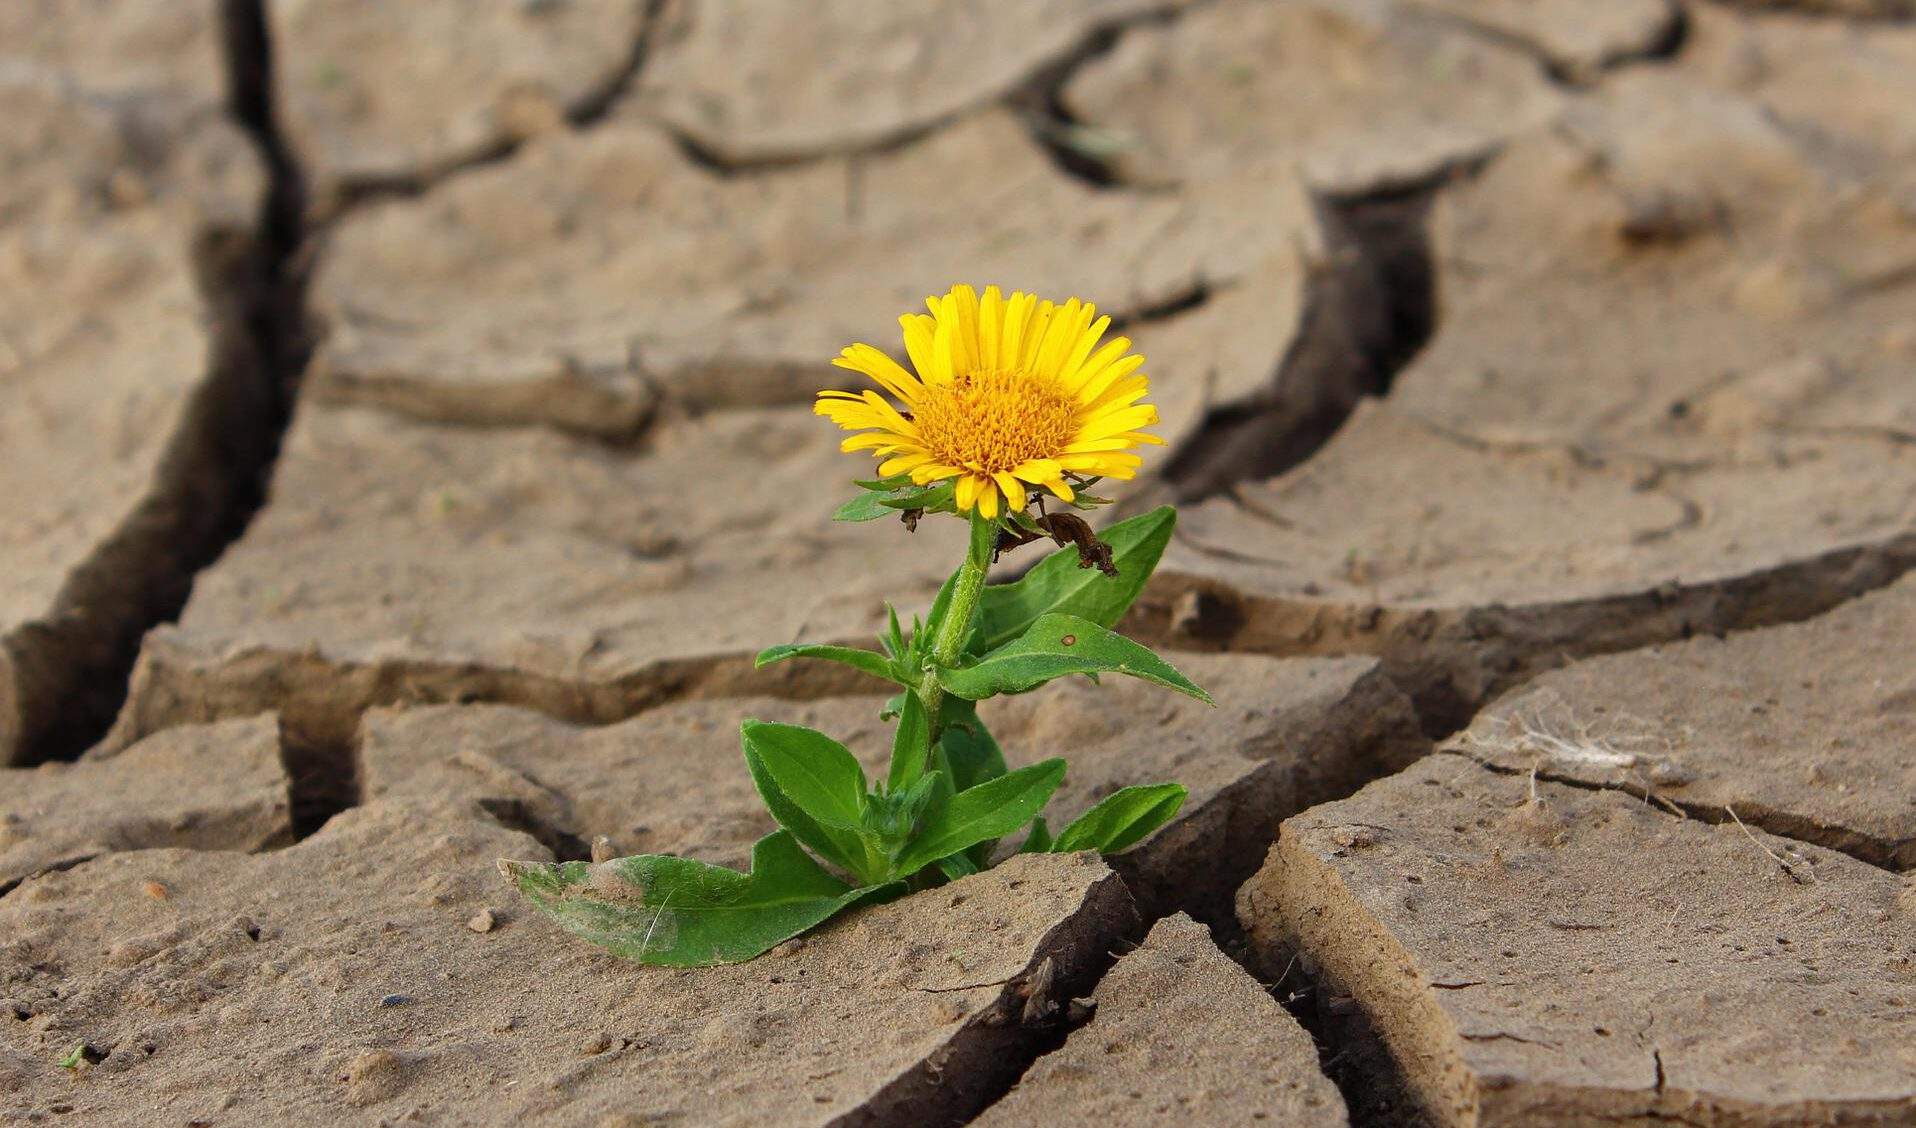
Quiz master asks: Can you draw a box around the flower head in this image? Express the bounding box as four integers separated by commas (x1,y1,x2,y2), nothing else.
817,285,1163,519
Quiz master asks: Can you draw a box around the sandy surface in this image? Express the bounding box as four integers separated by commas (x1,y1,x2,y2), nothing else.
3,0,1914,1123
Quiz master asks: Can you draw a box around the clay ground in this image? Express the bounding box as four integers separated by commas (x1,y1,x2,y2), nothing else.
2,1,1914,1125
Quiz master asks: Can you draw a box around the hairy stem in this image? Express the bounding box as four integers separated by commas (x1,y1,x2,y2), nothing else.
918,512,995,735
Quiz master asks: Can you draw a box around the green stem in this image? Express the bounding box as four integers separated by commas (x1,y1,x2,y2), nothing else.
918,513,994,734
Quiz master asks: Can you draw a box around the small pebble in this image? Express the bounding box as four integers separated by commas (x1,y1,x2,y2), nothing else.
579,1031,612,1056
141,881,169,901
379,994,413,1008
467,908,497,933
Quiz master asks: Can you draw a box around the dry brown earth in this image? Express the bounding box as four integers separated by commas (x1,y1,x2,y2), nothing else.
106,401,967,753
1063,0,1561,194
626,0,1191,165
304,109,1326,439
1241,754,1916,1126
4,0,1916,1124
1,716,289,894
360,653,1425,923
1407,0,1681,79
0,4,273,767
1134,12,1916,724
972,913,1350,1127
0,799,1133,1125
1447,573,1916,869
1137,399,1916,728
266,0,651,213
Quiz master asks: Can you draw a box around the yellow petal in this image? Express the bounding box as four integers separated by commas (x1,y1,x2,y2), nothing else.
1031,298,1082,380
834,344,922,403
1083,374,1151,414
1057,313,1110,386
1075,405,1159,442
979,285,1004,371
912,463,963,484
860,389,919,436
1063,436,1143,454
1061,454,1139,480
816,402,893,429
1000,291,1034,371
977,479,1000,519
992,472,1027,512
956,473,982,512
842,432,915,452
900,313,938,383
1057,452,1142,472
928,312,955,386
1077,353,1146,405
1020,300,1056,370
879,452,933,477
949,284,981,375
1044,477,1076,503
1010,458,1065,484
1062,337,1133,395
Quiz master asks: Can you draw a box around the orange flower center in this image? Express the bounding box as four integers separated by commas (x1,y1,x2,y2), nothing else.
914,369,1078,474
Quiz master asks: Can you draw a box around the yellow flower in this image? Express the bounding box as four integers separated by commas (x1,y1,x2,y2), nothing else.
817,285,1163,519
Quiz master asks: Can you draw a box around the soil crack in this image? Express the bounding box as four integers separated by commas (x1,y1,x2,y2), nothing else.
1161,184,1438,501
5,1,308,767
1453,751,1899,876
317,0,670,217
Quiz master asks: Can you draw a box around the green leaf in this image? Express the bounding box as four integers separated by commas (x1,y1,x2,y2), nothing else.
892,759,1066,876
916,566,965,664
936,698,1010,869
1051,784,1187,854
754,643,898,684
854,474,915,491
500,831,874,966
936,697,1007,793
879,481,956,512
975,506,1176,652
740,722,873,880
936,852,980,880
937,614,1212,704
864,770,939,848
833,491,897,522
880,604,906,661
1019,817,1053,854
887,690,932,791
839,476,958,522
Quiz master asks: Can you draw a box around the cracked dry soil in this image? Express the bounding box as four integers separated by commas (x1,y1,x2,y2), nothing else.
2,1,1914,1125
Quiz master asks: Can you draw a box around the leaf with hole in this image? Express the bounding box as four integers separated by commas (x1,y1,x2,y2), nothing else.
935,614,1211,704
974,506,1175,652
499,831,879,966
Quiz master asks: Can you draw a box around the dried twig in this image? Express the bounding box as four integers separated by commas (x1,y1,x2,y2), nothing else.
1724,805,1811,885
